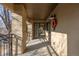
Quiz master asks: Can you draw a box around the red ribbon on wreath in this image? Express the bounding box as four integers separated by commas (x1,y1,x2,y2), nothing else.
51,16,57,30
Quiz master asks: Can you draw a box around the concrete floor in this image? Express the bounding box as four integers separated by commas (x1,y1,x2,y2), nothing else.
21,38,57,56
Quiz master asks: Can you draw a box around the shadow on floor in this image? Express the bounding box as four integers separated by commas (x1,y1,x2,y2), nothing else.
26,41,49,52
49,45,59,56
24,38,59,56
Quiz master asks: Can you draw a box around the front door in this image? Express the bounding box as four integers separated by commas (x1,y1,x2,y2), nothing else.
33,22,50,39
33,22,46,39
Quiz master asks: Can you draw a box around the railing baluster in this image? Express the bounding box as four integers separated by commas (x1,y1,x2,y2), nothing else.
0,40,2,56
15,35,18,56
5,42,7,56
7,41,9,56
8,35,10,55
11,34,13,56
0,34,21,56
2,40,3,56
9,34,13,56
3,42,5,56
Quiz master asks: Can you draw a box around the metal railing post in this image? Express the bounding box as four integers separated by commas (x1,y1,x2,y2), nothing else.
0,40,2,56
15,35,18,56
9,34,13,56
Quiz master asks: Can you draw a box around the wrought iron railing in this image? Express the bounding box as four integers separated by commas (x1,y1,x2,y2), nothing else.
0,34,21,56
0,5,22,56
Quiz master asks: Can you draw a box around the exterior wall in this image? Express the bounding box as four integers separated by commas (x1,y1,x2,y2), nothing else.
26,21,32,41
51,4,79,56
12,13,22,55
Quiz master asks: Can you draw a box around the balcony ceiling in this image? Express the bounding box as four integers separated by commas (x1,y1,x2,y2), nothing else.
25,3,57,21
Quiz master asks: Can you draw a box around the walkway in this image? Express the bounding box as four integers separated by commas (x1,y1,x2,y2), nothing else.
21,38,58,56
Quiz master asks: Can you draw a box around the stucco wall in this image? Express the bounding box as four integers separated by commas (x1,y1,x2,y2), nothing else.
51,4,79,56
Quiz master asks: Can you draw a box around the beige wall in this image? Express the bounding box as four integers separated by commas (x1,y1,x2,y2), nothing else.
51,4,79,56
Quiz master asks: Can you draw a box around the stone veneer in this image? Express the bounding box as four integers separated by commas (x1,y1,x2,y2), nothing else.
51,32,67,56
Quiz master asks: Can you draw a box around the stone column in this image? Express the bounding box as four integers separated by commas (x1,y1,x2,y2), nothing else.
13,4,27,54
